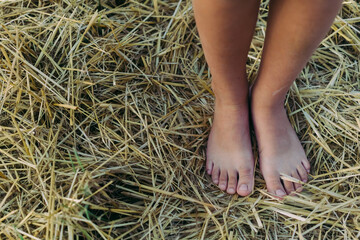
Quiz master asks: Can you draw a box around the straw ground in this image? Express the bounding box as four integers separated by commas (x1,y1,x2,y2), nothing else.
0,0,360,239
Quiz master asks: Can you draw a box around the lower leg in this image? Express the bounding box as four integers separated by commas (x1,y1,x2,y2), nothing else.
193,0,260,105
192,0,260,195
251,0,343,197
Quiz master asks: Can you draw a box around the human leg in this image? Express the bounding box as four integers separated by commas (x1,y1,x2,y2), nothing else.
192,0,260,195
251,0,343,197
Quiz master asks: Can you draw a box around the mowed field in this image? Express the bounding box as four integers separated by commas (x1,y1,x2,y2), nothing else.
0,0,360,239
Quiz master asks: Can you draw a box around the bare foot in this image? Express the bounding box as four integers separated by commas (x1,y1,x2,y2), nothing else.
251,103,311,198
206,100,254,196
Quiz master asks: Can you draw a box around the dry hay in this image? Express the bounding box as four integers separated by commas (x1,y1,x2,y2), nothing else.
0,0,359,239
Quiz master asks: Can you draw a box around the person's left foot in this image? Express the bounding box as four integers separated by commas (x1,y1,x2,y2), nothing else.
251,102,311,198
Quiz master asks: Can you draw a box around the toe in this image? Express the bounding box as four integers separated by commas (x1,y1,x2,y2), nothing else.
237,168,253,196
218,170,228,191
297,164,308,183
206,160,214,175
302,159,311,173
226,170,237,194
291,171,303,192
211,166,220,185
283,178,296,195
265,175,287,198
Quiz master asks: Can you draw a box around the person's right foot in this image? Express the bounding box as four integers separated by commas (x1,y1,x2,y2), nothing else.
206,99,255,196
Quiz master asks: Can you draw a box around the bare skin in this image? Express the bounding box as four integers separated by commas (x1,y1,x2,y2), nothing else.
206,101,254,195
251,0,343,197
193,0,260,195
250,104,310,197
193,0,343,197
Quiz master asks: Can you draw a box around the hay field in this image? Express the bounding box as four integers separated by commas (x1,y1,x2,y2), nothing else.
0,0,359,239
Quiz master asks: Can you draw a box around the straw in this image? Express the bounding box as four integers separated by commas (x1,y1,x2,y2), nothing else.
0,0,359,239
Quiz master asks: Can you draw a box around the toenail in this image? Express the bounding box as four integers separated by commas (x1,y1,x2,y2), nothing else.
214,180,219,184
220,184,226,189
238,184,248,191
228,188,234,194
275,189,286,196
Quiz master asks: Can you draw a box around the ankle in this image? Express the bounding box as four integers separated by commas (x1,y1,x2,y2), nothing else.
213,85,249,111
251,97,286,115
214,100,249,119
250,88,287,114
211,80,249,107
214,95,249,110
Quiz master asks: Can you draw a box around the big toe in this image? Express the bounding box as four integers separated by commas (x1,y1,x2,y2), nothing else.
236,168,253,196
